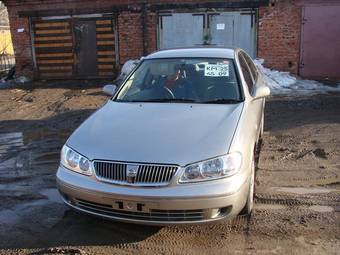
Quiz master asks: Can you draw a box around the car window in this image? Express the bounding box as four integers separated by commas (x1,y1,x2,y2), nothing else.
242,52,258,82
239,54,254,93
115,58,242,103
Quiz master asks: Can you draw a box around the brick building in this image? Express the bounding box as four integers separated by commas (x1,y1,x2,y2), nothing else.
3,0,340,80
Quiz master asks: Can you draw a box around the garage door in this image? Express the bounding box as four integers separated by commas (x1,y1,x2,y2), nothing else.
209,12,256,57
158,11,256,58
32,15,117,79
300,5,340,79
158,13,204,49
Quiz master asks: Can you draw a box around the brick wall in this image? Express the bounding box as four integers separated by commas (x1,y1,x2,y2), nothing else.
258,0,301,74
7,10,34,77
4,0,303,78
118,12,144,65
146,12,157,54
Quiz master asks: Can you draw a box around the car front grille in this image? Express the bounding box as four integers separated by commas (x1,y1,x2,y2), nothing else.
74,199,205,222
93,161,179,186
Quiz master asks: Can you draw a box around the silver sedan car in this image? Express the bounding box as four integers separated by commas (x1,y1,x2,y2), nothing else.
57,47,270,225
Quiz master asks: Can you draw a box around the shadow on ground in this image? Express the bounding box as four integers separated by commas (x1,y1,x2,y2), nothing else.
0,79,114,91
264,93,340,132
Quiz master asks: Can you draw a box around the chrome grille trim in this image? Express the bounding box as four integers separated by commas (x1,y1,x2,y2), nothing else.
93,161,179,186
74,199,205,222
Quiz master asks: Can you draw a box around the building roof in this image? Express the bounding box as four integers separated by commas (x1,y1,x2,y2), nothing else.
145,47,237,60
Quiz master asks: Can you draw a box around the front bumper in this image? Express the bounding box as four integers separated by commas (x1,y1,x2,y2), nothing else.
56,165,249,225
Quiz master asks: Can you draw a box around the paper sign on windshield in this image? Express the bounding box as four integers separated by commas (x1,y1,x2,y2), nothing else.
204,63,229,77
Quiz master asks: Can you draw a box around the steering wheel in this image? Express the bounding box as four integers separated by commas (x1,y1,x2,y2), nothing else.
162,86,175,99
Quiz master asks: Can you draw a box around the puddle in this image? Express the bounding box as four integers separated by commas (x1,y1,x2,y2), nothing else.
0,132,23,143
0,196,64,225
308,205,334,213
33,152,60,166
40,188,63,204
0,132,24,156
23,130,69,144
0,209,20,224
272,187,336,195
0,157,16,170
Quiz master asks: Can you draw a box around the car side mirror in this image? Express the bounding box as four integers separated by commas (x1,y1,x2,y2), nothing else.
253,85,270,99
103,84,117,96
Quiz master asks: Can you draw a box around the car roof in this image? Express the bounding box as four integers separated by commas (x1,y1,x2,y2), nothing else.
144,47,237,60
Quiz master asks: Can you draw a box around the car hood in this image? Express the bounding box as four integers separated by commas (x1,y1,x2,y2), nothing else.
68,101,243,166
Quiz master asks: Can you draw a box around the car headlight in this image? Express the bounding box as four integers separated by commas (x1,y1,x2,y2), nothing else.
179,152,242,183
61,145,92,176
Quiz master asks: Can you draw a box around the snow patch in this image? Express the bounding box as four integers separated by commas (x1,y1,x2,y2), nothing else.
254,59,340,96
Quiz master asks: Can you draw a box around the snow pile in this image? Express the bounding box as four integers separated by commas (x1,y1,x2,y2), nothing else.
254,59,340,96
114,59,140,86
120,59,140,78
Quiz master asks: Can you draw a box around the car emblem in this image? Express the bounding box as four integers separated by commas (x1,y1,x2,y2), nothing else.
126,164,139,183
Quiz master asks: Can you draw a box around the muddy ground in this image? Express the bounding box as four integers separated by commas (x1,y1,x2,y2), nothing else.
0,81,339,254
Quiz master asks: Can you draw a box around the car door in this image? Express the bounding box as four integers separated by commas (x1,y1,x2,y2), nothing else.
238,52,263,140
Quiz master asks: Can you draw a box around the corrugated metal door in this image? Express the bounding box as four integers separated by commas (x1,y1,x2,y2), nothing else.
158,11,256,57
209,12,256,57
300,5,340,79
32,16,116,79
209,13,234,47
158,13,204,49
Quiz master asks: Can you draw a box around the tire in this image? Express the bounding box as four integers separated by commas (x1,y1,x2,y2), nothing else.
259,111,264,139
240,155,255,215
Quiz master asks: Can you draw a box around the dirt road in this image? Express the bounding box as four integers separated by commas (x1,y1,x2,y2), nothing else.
0,83,339,254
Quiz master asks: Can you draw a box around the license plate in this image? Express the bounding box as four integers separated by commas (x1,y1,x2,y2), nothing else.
112,200,158,213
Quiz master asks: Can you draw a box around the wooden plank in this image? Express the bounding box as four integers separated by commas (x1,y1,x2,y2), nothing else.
36,29,70,35
98,64,114,69
96,27,112,32
97,58,115,62
37,59,74,64
96,33,114,39
35,42,73,48
96,45,115,50
35,22,69,28
97,50,115,56
99,71,114,76
97,41,114,46
35,36,72,41
36,52,73,57
40,72,73,77
96,20,112,25
39,66,73,70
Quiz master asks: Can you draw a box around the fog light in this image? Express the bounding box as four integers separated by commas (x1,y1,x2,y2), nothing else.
210,208,221,219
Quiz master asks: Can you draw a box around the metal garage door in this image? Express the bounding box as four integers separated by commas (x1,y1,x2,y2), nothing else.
300,5,340,79
158,11,256,57
209,12,256,57
158,13,204,49
32,15,117,79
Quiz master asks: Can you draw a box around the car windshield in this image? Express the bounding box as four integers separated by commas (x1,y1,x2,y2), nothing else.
114,58,242,104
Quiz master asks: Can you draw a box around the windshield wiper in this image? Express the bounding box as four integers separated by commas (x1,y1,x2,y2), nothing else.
202,99,242,104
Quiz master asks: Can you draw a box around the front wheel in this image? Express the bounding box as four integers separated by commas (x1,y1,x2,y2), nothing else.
240,156,255,215
259,111,264,140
